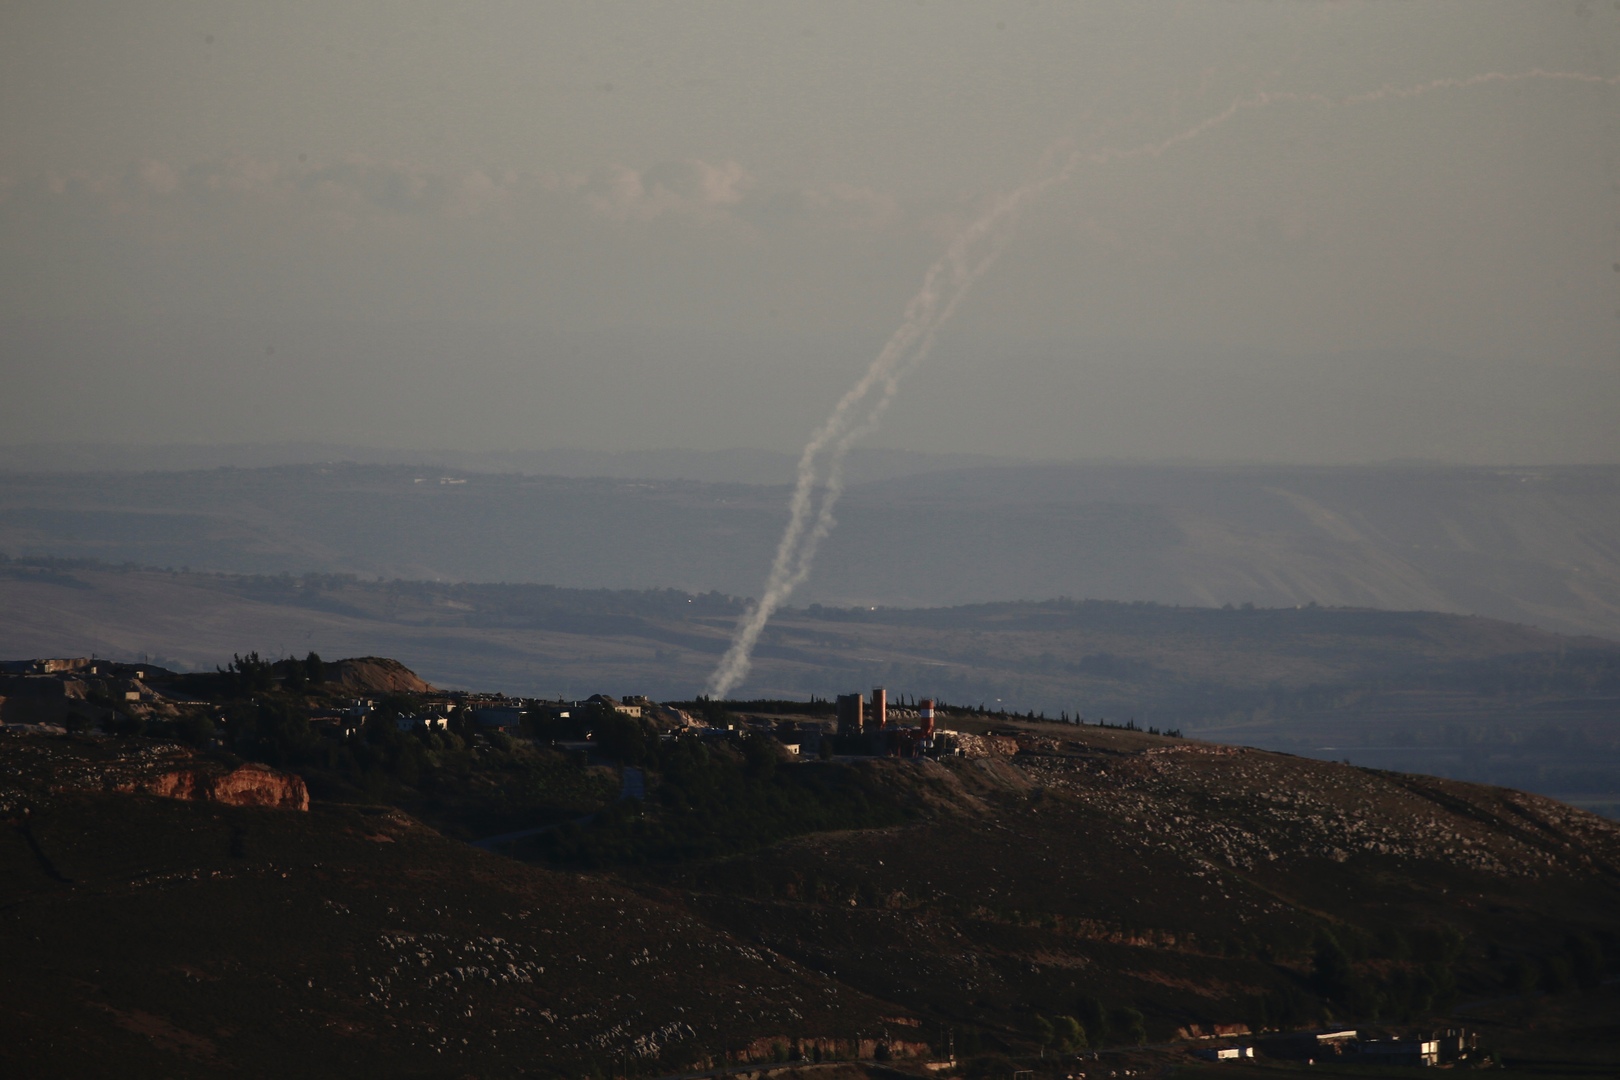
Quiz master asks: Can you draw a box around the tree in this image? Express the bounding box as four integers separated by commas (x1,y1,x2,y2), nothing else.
221,651,275,695
1311,931,1356,1002
1108,1006,1146,1046
742,732,779,779
1053,1016,1086,1052
597,711,655,766
1074,995,1107,1046
174,712,217,748
1566,932,1604,991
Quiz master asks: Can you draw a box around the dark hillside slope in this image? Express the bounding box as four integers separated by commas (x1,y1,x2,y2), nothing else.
0,737,915,1077
618,722,1620,1054
3,720,1620,1075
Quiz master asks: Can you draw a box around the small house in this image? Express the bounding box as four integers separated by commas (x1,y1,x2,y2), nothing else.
1358,1037,1439,1067
472,705,526,731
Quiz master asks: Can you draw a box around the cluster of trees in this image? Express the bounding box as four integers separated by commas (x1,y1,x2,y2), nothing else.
1001,922,1605,1058
177,687,471,799
525,701,659,764
214,651,326,695
1030,1002,1145,1053
532,733,908,866
950,998,1146,1061
217,652,277,694
1289,923,1612,1028
1309,927,1461,1023
1501,932,1610,997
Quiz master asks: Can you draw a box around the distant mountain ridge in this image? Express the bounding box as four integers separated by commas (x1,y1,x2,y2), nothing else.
0,459,1617,640
0,441,1010,486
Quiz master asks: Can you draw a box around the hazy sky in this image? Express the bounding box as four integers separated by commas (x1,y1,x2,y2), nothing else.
2,2,1618,463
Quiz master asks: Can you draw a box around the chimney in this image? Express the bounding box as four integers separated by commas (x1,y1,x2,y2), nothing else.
872,686,887,730
919,698,935,738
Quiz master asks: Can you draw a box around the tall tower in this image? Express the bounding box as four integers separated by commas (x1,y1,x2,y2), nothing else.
871,686,887,730
835,693,864,735
919,698,936,738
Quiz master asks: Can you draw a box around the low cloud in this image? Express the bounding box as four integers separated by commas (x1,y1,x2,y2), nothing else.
0,151,929,328
570,159,753,223
7,153,908,237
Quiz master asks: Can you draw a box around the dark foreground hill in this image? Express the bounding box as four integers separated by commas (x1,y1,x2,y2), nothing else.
3,558,1618,814
0,736,918,1077
4,696,1620,1076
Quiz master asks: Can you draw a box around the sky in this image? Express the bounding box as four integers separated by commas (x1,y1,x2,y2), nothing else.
2,1,1618,464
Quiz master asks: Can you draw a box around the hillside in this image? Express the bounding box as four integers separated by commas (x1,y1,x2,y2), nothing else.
0,744,915,1076
3,701,1619,1077
1,460,1617,639
2,559,1617,815
653,720,1620,1044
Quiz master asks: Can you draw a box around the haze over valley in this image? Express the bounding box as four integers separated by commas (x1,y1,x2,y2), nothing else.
3,458,1619,641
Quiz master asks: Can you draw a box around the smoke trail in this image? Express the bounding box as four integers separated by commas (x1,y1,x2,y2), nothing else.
704,165,1067,698
705,67,1619,699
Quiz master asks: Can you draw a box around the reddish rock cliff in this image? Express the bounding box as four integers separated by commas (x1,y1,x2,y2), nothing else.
121,763,308,811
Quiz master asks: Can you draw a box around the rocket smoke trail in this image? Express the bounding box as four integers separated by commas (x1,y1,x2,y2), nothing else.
703,155,1072,698
705,67,1619,699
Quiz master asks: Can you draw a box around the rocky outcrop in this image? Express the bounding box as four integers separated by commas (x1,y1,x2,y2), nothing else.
211,763,309,810
953,732,1020,759
120,763,308,811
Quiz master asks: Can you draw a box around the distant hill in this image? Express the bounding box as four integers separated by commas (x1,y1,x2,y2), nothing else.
1,559,1617,816
328,656,434,695
0,460,1617,640
0,441,1009,486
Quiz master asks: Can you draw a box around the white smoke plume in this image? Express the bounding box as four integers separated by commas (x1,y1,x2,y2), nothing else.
709,143,1088,696
705,67,1619,699
704,147,1077,699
